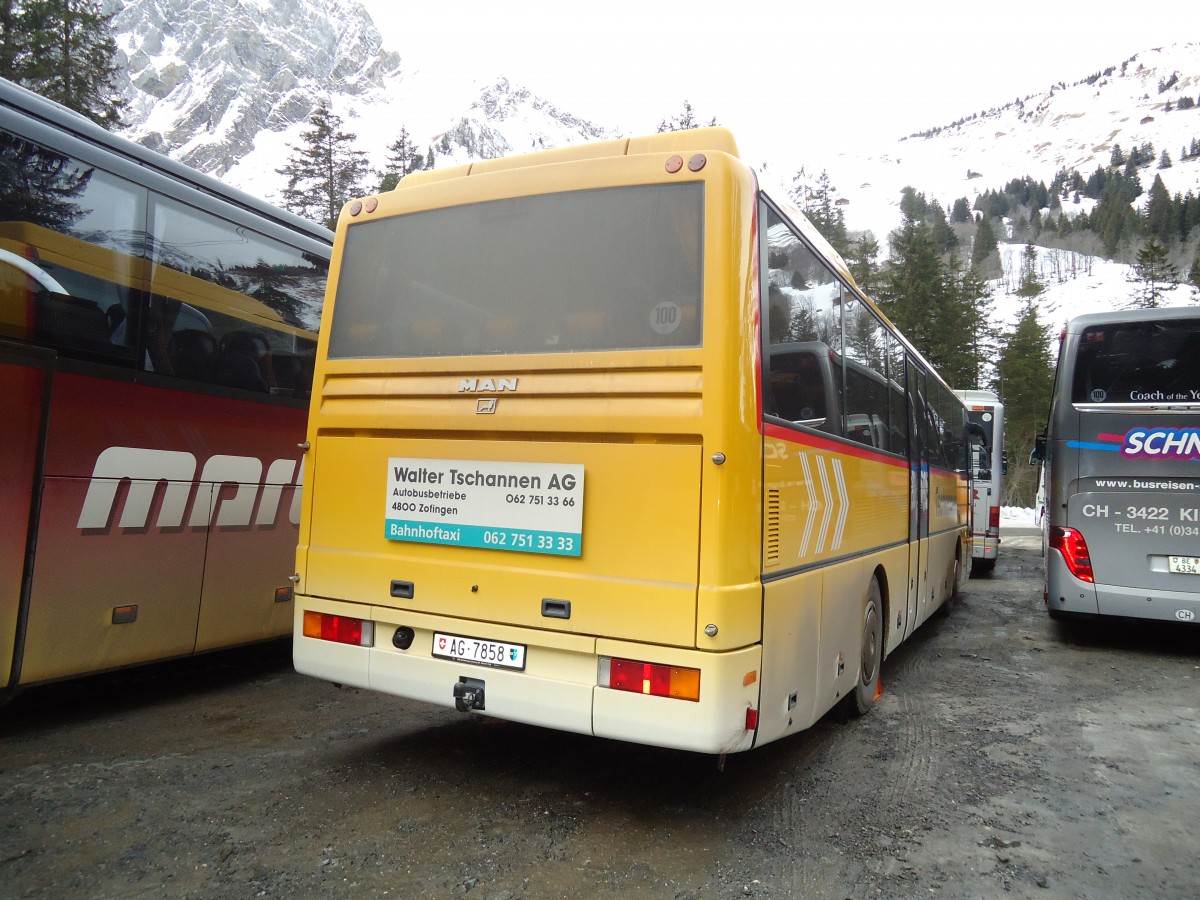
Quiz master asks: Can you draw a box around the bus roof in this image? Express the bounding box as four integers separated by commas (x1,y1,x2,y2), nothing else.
1064,305,1200,332
398,127,741,187
0,77,332,246
954,389,1000,405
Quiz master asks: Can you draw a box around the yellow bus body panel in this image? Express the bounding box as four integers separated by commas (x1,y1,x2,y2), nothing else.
306,435,703,646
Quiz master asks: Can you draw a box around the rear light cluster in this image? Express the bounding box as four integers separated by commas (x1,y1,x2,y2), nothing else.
1049,527,1094,583
989,506,1001,531
302,611,374,646
599,656,700,702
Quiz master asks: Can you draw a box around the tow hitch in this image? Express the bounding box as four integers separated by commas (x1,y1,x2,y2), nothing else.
453,677,486,712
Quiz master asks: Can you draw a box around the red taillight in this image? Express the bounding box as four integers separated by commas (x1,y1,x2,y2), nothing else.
599,657,701,702
302,610,373,646
989,506,1001,530
1049,526,1094,583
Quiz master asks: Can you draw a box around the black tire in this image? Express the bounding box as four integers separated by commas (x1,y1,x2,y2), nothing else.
938,550,963,618
841,576,883,718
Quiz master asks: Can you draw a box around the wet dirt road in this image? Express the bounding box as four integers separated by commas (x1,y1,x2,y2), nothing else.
2,532,1198,898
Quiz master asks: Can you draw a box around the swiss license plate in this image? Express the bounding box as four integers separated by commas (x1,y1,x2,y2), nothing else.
1168,556,1200,575
432,632,526,670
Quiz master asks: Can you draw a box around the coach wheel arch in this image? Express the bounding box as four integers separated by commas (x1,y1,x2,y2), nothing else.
841,572,885,718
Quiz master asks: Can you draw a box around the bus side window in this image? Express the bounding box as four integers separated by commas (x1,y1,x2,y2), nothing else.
213,330,270,392
1,130,145,367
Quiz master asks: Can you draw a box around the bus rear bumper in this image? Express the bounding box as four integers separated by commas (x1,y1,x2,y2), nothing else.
970,534,999,561
1046,554,1200,623
1095,582,1200,623
293,597,762,754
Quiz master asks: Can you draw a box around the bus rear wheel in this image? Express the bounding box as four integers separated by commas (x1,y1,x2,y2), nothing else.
841,576,883,718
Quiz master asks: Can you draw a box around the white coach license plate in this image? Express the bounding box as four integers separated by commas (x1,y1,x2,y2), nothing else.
432,632,526,670
1168,556,1200,575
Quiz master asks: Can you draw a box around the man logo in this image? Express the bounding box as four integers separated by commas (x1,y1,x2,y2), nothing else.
459,377,519,393
477,398,497,414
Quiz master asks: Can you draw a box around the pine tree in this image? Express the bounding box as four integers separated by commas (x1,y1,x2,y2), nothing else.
1143,174,1175,243
952,260,997,390
1189,248,1200,303
277,102,371,230
1,0,19,76
971,217,998,269
898,186,928,225
803,170,850,257
1126,237,1180,308
995,299,1054,506
657,100,717,132
928,199,958,253
845,233,880,296
1016,242,1043,297
377,127,423,192
3,0,126,127
875,216,976,386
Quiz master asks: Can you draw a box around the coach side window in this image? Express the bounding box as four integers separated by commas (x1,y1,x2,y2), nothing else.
761,204,842,435
841,295,893,452
146,194,322,396
0,129,144,366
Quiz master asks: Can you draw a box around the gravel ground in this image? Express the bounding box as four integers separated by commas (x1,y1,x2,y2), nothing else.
2,531,1197,899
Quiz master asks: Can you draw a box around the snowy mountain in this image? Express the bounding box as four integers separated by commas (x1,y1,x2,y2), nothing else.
816,43,1200,242
110,1,1200,246
106,0,1200,337
114,0,401,174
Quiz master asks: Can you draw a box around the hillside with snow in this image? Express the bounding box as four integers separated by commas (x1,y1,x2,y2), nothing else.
104,0,1200,346
108,1,1200,248
814,44,1200,242
992,243,1197,353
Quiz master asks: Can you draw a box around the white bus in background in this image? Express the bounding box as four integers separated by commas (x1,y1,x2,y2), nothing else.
955,390,1005,576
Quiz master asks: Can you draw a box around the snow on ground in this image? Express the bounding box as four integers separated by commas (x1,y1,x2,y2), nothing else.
1001,507,1038,527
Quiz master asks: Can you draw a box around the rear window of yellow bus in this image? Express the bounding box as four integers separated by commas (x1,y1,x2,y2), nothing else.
326,183,703,358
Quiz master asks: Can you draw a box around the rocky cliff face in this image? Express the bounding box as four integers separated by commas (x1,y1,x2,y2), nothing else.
114,0,400,175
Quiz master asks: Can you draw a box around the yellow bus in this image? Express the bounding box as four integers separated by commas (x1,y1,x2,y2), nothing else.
292,128,969,755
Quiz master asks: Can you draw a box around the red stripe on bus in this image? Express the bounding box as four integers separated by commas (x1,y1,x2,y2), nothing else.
763,421,910,469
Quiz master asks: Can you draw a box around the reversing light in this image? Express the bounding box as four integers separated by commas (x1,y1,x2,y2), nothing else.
302,611,374,646
598,657,700,701
1049,526,1094,583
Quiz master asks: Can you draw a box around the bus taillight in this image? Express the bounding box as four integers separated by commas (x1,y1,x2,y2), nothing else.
599,657,701,702
1049,527,1094,583
302,611,374,646
989,506,1001,530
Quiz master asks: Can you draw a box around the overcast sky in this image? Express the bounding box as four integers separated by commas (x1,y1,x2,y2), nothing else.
357,0,1179,165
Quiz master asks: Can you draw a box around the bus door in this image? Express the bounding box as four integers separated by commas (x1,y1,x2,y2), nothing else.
904,362,929,637
0,341,52,691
